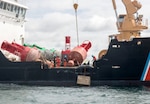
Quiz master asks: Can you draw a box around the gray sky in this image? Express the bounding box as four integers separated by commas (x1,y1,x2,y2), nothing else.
24,0,150,58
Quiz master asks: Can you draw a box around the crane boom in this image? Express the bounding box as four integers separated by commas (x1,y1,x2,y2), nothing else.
112,0,120,28
122,0,141,16
112,0,117,10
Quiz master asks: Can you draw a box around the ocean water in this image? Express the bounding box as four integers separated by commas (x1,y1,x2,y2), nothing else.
0,84,150,104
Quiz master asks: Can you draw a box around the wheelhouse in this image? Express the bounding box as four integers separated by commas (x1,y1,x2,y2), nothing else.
0,0,28,22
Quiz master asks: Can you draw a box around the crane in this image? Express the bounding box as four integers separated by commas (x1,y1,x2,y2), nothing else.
112,0,148,41
98,0,148,59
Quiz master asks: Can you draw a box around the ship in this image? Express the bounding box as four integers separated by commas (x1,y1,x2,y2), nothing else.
0,0,150,86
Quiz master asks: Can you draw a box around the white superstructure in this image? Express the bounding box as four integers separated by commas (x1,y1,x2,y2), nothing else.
0,0,27,45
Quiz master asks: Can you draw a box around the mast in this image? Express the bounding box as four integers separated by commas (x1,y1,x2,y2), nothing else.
73,1,79,46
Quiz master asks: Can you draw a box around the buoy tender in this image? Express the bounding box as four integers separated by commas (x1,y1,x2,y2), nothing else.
0,0,150,86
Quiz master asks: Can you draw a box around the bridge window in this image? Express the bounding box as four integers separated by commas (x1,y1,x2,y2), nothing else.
20,8,26,18
0,1,3,9
3,2,7,10
7,4,10,11
10,4,14,12
13,5,17,13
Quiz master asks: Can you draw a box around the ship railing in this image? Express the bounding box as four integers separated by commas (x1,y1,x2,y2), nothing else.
0,9,25,22
143,18,148,27
136,15,148,27
0,9,15,17
0,9,16,19
108,34,117,42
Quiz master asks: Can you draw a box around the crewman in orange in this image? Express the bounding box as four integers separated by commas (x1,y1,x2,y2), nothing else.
55,56,61,67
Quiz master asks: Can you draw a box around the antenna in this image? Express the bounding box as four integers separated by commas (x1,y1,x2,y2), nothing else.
112,0,120,28
73,1,79,46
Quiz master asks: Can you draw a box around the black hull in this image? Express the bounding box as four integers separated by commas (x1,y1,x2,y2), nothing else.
0,38,150,86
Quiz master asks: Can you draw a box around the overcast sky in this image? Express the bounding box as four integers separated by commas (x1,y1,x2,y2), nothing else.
24,0,150,58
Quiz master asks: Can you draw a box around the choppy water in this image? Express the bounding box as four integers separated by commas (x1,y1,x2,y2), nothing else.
0,84,150,104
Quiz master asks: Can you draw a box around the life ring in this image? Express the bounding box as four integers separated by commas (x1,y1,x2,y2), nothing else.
98,49,107,59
